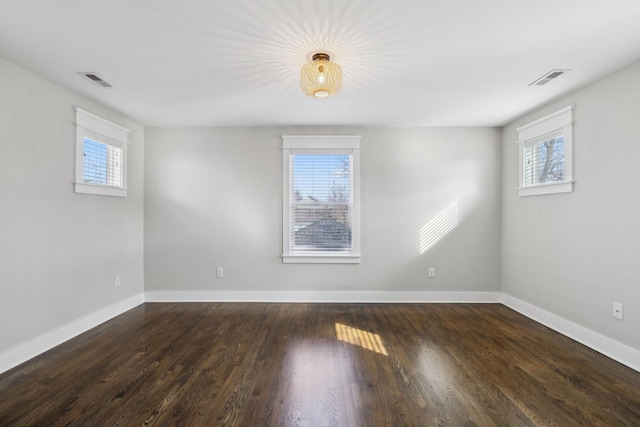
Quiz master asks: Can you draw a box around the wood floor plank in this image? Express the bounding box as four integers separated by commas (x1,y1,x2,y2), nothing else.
1,303,640,426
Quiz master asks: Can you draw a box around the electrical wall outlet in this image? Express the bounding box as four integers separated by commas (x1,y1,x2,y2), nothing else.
216,267,224,278
613,302,623,320
428,268,436,278
114,275,120,287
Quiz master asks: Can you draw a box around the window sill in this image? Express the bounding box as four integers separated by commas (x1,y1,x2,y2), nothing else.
282,254,361,264
74,182,128,197
518,181,574,197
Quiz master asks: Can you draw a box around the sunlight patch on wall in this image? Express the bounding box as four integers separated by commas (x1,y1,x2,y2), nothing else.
335,323,388,356
419,200,459,254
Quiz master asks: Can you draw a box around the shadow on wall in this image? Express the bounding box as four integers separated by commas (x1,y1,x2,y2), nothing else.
419,200,459,254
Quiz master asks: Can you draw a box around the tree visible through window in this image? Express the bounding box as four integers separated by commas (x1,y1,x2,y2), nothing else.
524,136,565,186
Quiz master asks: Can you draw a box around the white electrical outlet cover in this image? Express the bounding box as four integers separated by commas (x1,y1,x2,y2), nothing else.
613,302,623,320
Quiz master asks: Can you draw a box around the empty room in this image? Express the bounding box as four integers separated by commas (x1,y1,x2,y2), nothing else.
1,1,640,425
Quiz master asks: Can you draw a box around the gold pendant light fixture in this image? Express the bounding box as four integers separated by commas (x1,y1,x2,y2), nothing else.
300,53,342,98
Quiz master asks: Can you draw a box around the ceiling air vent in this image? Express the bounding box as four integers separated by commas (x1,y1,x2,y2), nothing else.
529,69,570,87
80,72,113,88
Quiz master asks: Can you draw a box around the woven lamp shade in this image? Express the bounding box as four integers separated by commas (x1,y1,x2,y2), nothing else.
300,53,342,98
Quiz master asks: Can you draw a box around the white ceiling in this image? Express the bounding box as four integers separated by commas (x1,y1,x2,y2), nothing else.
1,0,639,127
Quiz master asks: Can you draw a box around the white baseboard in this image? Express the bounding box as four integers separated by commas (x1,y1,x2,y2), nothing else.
0,294,144,375
144,290,502,303
502,293,640,373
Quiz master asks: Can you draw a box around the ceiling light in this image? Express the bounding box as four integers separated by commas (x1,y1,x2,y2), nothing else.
300,53,342,98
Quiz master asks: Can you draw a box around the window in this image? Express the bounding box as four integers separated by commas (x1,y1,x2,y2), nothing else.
282,135,361,263
74,107,129,197
517,105,574,196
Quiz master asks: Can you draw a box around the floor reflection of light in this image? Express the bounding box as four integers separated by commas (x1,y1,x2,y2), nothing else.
416,340,456,397
335,323,389,356
282,340,352,426
419,200,459,254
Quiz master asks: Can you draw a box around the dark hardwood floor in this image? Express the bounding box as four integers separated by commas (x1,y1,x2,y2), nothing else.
1,303,639,426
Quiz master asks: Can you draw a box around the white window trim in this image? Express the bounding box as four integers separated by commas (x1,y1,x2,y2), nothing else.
282,135,361,264
516,105,574,197
74,107,130,197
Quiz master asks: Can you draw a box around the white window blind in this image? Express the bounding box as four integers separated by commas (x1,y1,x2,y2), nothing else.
282,135,361,264
289,153,353,253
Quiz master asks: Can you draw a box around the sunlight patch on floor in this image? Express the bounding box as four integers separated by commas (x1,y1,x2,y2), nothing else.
335,323,388,356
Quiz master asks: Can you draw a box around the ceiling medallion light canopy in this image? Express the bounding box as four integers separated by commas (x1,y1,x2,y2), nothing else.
300,53,342,98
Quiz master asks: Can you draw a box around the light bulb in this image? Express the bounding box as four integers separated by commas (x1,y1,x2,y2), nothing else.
317,65,326,84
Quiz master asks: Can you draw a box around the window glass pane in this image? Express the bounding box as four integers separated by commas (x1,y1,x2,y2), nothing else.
83,138,108,184
82,137,122,186
524,136,564,186
290,154,352,252
292,154,351,202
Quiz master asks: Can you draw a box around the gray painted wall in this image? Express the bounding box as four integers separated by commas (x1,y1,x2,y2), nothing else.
0,57,145,354
502,60,640,350
144,127,502,294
